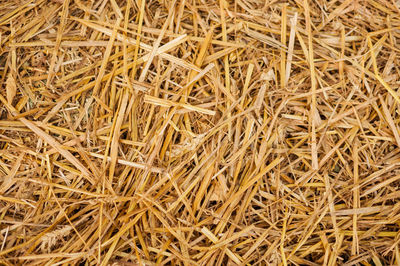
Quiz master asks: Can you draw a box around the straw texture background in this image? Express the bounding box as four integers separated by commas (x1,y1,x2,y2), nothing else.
1,0,400,265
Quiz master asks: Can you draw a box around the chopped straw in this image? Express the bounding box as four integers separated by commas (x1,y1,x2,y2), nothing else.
1,0,400,265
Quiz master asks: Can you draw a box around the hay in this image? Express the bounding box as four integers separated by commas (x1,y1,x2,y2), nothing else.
1,0,400,264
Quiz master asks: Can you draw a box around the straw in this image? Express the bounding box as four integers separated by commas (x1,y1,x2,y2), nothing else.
1,0,400,265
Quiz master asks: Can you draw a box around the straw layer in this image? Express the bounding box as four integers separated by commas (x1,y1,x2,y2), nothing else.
1,0,400,265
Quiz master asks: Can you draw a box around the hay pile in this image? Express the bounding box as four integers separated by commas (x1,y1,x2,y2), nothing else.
1,0,400,264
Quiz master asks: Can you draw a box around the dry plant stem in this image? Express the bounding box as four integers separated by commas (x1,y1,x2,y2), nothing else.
1,0,400,265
